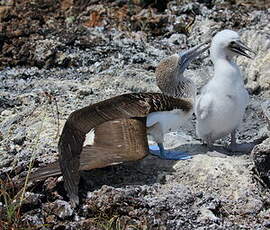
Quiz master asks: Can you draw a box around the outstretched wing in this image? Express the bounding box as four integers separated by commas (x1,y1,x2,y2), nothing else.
80,118,149,170
27,118,148,184
58,93,192,206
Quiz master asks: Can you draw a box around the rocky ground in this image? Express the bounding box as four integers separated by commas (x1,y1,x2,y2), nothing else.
0,0,270,229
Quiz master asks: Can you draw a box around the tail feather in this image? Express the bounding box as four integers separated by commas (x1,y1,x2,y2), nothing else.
10,162,61,189
28,161,61,182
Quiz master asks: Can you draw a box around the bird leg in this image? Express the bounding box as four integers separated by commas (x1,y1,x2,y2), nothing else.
202,135,215,150
230,129,237,147
148,122,191,160
204,136,227,158
228,130,255,153
206,140,214,151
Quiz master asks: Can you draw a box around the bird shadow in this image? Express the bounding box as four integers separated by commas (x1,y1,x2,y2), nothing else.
78,137,263,198
79,154,179,196
173,139,261,157
188,132,268,156
51,136,259,205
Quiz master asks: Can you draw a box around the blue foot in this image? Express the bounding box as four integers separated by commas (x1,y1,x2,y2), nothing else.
149,144,192,160
149,144,160,151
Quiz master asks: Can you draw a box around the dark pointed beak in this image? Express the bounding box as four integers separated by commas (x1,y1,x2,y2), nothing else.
178,41,210,73
229,40,256,59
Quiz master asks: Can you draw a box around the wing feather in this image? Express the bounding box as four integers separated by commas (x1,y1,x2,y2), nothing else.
58,93,192,205
80,118,149,170
26,118,148,194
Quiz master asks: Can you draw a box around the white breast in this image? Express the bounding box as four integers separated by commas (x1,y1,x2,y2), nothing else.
147,109,192,135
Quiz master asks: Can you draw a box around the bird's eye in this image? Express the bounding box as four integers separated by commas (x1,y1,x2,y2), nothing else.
229,41,237,48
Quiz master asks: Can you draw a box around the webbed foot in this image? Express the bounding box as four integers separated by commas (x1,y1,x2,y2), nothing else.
149,144,192,160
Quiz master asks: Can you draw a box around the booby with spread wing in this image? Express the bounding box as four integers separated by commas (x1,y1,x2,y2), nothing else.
26,42,209,206
148,42,209,159
29,93,192,206
195,29,256,151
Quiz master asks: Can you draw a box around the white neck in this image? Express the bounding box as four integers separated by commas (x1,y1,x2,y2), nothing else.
210,45,235,66
211,55,244,88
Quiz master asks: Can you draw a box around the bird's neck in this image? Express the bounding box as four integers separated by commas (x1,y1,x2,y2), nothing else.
212,56,243,85
210,46,235,66
210,46,239,77
163,75,196,101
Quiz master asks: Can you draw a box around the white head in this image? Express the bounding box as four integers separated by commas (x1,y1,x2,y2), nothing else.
210,29,255,63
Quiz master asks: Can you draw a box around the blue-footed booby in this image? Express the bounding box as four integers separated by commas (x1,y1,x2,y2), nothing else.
195,29,256,152
22,42,209,206
147,42,209,159
26,93,193,207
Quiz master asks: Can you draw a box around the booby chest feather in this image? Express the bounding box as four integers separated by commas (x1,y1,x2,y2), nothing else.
147,108,192,133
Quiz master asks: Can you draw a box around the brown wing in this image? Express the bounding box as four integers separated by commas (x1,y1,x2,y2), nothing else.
79,118,149,171
58,93,192,206
27,118,148,185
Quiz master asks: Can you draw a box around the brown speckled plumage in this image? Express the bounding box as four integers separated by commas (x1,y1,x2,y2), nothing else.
156,55,196,100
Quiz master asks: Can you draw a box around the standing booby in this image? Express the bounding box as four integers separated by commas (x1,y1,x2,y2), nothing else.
147,42,209,159
25,42,209,206
195,30,256,151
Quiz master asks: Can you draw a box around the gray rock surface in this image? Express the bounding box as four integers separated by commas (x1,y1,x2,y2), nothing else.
237,31,270,95
262,100,270,130
0,0,269,229
44,200,74,219
252,138,270,187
